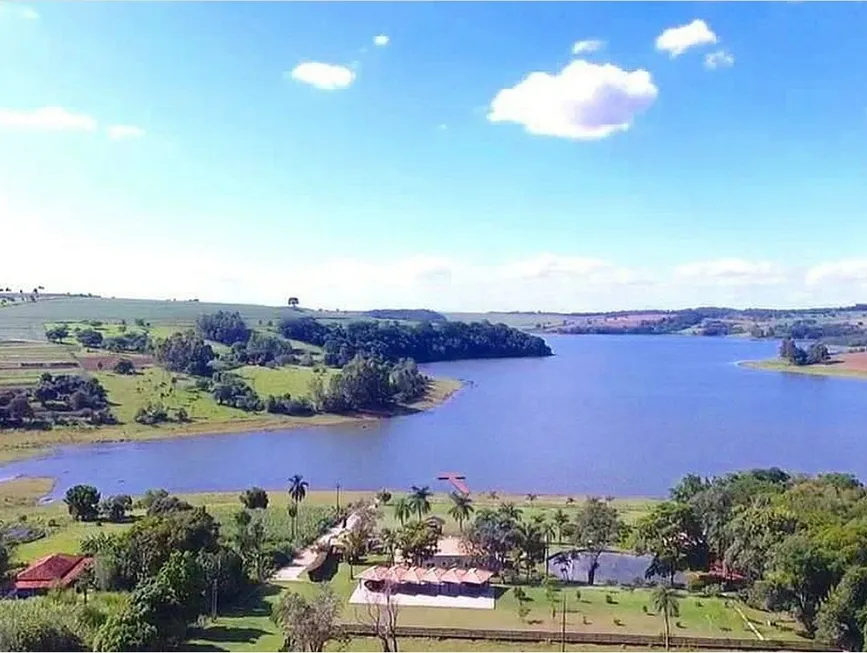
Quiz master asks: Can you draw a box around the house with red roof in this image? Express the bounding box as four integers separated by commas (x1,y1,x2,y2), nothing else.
13,553,92,597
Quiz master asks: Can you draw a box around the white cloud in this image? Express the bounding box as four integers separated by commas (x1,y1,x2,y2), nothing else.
288,62,355,90
0,2,38,19
373,34,389,47
0,106,97,132
437,123,448,131
572,39,605,55
655,19,718,58
704,50,734,70
806,260,867,287
488,60,658,140
107,124,145,140
675,259,788,287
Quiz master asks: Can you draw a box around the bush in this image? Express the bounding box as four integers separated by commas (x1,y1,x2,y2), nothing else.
265,393,314,416
212,373,263,412
134,403,169,426
0,598,90,651
113,359,135,375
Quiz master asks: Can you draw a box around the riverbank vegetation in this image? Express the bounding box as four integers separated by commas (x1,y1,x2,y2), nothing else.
6,470,861,650
0,305,560,459
742,339,867,381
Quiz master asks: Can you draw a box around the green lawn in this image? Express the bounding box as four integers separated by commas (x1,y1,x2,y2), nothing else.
235,365,335,400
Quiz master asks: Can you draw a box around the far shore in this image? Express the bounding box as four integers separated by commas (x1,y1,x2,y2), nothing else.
740,357,867,380
0,376,463,465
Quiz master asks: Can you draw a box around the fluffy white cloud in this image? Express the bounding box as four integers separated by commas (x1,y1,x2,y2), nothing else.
675,259,788,286
806,260,867,287
288,62,355,90
373,34,389,47
572,39,605,54
704,50,734,70
0,2,38,19
0,106,97,132
107,124,145,140
655,19,718,57
488,60,658,140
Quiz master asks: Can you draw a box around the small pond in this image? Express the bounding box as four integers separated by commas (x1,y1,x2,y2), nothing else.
547,550,687,586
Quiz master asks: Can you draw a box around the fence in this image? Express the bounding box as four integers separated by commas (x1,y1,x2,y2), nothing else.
339,624,833,651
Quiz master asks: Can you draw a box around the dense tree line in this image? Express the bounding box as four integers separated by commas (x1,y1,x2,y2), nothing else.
278,317,552,365
0,373,114,428
630,469,867,646
363,309,447,322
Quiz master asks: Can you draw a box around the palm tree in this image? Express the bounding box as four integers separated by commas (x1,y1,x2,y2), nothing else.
342,528,367,580
552,509,569,544
515,522,545,582
392,497,411,526
498,502,523,523
652,585,680,650
539,518,555,564
447,492,474,532
380,527,398,565
287,474,308,538
408,485,433,521
565,496,575,505
526,493,538,504
487,490,499,502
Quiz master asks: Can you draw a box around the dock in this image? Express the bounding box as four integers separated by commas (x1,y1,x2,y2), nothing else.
437,472,470,496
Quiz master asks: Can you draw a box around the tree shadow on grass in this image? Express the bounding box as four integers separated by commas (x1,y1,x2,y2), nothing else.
191,625,270,645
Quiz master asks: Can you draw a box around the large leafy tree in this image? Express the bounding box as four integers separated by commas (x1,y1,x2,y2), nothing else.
766,534,838,636
572,497,624,585
64,484,101,522
155,330,216,377
272,586,342,652
396,521,439,566
632,501,708,584
240,486,269,510
816,565,867,650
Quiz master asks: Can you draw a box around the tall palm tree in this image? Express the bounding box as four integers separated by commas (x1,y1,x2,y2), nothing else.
552,509,569,544
539,518,555,564
487,490,499,502
498,502,523,523
526,493,538,505
288,474,308,538
515,521,544,582
392,497,411,526
342,528,367,580
652,584,680,650
408,485,433,521
447,492,474,532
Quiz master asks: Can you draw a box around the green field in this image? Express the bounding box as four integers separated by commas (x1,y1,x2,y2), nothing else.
235,365,335,399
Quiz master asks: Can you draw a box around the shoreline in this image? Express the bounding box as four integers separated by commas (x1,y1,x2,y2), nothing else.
739,358,867,381
0,376,464,465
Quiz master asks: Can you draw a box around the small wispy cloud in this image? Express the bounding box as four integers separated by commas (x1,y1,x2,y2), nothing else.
0,106,97,132
287,62,356,90
373,34,389,47
572,39,605,55
655,19,718,58
107,124,145,141
704,50,735,70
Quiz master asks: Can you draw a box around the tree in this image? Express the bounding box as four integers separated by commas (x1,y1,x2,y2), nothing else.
632,501,708,584
816,565,867,650
288,297,300,308
361,579,400,652
515,521,546,581
155,330,216,376
513,587,530,622
652,585,680,650
408,485,433,521
392,497,411,526
779,338,807,365
543,576,560,621
8,395,34,422
396,521,439,566
342,528,368,580
100,494,133,522
93,605,158,652
114,359,135,375
272,586,342,652
669,474,709,504
526,493,538,504
233,510,270,582
552,509,569,543
240,486,269,510
45,324,69,343
76,328,104,348
572,497,624,585
807,342,831,365
766,534,837,636
64,484,101,521
380,528,398,565
196,311,251,346
288,474,309,538
376,489,392,505
447,492,474,532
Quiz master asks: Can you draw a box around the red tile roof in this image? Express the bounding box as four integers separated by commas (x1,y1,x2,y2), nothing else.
15,553,92,591
358,564,492,586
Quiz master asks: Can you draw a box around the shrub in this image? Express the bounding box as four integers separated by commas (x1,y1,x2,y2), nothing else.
113,359,135,375
605,593,615,604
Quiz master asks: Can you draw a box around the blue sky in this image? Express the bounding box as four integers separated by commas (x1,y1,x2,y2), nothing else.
1,1,866,312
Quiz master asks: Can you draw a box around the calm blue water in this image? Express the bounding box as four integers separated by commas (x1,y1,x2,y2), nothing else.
3,335,867,500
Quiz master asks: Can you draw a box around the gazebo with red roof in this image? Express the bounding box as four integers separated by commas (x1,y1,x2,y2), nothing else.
14,553,92,597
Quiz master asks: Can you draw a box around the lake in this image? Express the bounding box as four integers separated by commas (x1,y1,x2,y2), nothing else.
3,335,867,500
